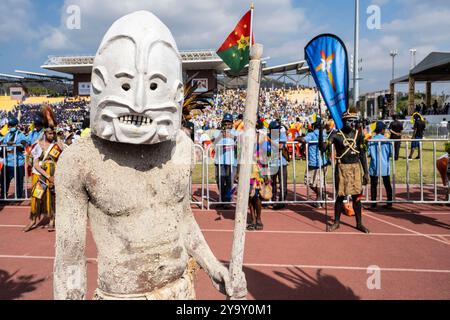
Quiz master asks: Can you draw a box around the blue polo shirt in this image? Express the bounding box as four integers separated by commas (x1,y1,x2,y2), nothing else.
1,130,28,167
368,134,392,177
262,128,288,169
27,129,43,146
304,130,329,168
212,129,239,166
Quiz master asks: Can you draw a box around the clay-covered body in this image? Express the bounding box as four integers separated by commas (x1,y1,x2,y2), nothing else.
54,10,233,300
54,132,229,299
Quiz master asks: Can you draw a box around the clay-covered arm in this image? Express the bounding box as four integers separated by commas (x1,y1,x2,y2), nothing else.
181,194,232,296
53,152,89,300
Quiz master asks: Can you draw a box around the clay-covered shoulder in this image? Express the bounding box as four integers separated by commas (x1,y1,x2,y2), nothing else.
174,129,194,168
57,136,97,174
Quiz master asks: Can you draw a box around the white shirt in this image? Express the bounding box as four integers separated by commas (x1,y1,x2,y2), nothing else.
31,143,43,175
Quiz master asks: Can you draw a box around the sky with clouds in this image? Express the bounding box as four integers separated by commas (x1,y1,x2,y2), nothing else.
0,0,449,94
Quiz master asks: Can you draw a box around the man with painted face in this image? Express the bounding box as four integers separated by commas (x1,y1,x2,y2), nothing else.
54,11,236,300
327,109,370,233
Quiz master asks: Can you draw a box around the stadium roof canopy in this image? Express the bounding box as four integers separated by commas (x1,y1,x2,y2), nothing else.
223,60,309,77
262,61,308,76
391,52,450,84
42,49,228,74
0,70,71,84
0,73,24,83
42,50,311,77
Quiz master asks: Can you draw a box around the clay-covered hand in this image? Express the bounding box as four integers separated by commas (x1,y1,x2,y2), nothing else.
209,263,233,297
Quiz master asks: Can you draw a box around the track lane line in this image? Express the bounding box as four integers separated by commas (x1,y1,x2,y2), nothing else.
1,224,449,237
1,255,449,274
363,212,450,246
2,207,450,215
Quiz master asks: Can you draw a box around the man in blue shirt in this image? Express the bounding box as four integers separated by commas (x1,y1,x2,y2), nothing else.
297,118,329,207
27,115,45,146
368,121,393,209
267,119,289,209
211,113,239,208
0,117,28,200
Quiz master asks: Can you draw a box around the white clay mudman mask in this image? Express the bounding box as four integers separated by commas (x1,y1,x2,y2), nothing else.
90,11,183,144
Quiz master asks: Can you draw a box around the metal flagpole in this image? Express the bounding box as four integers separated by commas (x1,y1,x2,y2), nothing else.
353,0,360,106
318,92,328,230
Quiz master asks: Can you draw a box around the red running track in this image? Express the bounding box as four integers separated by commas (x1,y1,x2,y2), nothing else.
0,198,449,300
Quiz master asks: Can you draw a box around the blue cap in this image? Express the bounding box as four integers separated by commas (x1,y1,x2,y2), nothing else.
8,117,19,127
33,114,44,126
375,121,386,133
269,120,281,130
223,113,233,123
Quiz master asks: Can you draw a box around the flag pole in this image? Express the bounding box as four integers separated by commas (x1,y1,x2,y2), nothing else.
249,3,254,50
228,43,263,300
317,92,328,230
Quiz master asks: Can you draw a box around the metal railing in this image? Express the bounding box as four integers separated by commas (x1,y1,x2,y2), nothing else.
363,138,450,204
190,144,206,210
1,144,30,201
199,138,450,209
2,139,449,207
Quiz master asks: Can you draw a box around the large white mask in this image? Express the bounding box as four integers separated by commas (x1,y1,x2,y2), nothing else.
90,11,183,144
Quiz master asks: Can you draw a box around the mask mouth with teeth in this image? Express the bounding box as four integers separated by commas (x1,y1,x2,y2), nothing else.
90,11,184,145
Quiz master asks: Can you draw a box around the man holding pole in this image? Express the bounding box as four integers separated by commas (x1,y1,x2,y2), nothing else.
327,110,370,233
305,34,370,233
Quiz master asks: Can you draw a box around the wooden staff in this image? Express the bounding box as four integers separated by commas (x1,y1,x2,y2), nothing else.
228,43,263,300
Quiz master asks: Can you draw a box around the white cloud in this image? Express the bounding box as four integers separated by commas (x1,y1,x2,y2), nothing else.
35,0,315,63
9,0,446,94
0,0,35,43
40,27,72,50
358,1,450,93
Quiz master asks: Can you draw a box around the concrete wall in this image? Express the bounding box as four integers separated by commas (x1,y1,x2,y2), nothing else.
73,74,92,96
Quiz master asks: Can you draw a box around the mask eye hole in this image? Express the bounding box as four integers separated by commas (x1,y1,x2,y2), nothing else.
150,82,158,91
122,83,131,91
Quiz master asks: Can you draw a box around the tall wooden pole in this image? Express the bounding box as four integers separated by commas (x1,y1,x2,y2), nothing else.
389,82,395,115
228,43,263,300
408,75,415,115
426,81,432,108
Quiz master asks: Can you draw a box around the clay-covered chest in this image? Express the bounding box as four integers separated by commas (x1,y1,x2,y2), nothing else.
85,157,190,216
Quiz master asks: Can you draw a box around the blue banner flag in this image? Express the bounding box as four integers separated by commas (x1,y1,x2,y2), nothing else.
305,34,349,130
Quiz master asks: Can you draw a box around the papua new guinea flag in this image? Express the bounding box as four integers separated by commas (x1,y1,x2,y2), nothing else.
305,34,349,130
217,10,254,74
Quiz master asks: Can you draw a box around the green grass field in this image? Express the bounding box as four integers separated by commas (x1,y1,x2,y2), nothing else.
192,141,448,185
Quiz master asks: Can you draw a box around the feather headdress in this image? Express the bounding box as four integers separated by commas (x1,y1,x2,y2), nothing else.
41,103,57,129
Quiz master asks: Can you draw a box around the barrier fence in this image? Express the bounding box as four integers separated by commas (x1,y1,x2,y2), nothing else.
1,139,449,208
1,144,30,202
200,138,450,209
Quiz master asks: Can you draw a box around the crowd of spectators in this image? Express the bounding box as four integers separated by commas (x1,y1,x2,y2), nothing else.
415,100,450,115
1,99,89,128
191,87,323,131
